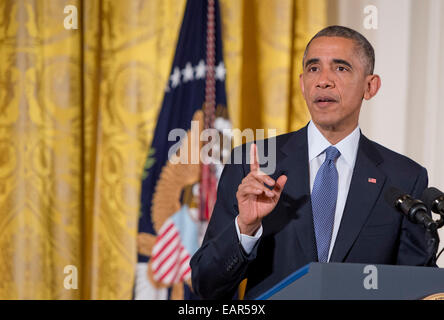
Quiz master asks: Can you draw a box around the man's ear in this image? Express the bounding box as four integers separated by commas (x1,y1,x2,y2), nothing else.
363,74,381,100
299,73,305,95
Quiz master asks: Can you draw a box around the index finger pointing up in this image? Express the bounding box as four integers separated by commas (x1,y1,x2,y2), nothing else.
250,143,260,173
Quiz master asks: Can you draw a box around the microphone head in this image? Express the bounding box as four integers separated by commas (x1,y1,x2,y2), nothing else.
421,187,444,211
384,186,406,208
385,187,435,229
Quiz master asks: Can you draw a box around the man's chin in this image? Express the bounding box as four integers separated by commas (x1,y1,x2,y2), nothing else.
310,117,340,131
311,116,360,135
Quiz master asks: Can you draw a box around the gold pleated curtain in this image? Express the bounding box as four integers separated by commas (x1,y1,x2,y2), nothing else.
0,0,325,299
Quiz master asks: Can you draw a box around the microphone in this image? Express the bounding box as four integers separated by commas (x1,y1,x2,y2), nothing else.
421,187,444,217
384,187,437,231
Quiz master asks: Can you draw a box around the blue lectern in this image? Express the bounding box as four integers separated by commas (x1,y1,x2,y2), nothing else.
255,262,444,300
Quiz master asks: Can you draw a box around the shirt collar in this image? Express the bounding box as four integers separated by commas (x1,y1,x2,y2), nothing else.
307,121,361,167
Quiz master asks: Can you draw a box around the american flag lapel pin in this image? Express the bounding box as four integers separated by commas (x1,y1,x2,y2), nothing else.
368,178,377,184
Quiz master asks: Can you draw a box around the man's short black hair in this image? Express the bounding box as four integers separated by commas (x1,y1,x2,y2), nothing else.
303,25,375,75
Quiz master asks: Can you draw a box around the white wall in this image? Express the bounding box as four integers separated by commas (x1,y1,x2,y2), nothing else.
336,0,444,266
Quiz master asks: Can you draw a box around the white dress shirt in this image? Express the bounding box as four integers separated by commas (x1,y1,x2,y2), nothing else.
235,121,361,261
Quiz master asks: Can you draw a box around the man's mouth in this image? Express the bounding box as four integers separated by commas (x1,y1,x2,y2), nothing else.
314,96,338,106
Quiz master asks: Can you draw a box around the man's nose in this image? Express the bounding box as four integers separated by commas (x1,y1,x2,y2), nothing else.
316,70,334,89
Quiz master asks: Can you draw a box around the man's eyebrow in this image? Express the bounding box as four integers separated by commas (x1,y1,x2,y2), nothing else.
304,58,353,69
304,58,319,68
333,59,353,69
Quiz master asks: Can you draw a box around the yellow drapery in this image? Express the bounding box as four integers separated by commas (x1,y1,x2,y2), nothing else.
0,0,186,299
0,0,325,299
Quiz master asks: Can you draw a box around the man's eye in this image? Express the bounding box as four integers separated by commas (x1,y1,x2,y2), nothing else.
337,66,347,72
309,66,318,72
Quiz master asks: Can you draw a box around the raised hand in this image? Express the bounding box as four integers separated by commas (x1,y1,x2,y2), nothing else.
236,143,287,236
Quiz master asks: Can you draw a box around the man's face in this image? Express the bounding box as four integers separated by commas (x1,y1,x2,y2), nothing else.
300,36,376,132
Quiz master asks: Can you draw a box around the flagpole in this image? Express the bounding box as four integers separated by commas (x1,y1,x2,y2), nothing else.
200,0,218,222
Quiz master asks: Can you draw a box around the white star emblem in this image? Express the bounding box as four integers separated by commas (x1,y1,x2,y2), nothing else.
195,60,206,79
215,61,226,81
170,67,181,88
182,62,194,82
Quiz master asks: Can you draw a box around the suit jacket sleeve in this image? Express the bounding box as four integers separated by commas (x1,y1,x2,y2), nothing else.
396,166,436,266
190,148,260,299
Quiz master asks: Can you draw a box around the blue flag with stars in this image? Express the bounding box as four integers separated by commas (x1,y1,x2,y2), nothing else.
135,0,229,300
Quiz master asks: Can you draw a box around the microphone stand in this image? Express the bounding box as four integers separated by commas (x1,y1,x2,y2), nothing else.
424,215,444,266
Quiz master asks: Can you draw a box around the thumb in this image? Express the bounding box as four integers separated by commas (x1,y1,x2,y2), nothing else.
273,175,287,195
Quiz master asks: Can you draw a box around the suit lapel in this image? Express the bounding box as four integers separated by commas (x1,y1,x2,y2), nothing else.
278,126,318,262
329,134,387,262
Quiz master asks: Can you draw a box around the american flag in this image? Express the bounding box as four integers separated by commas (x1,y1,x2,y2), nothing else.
137,0,228,299
151,219,191,285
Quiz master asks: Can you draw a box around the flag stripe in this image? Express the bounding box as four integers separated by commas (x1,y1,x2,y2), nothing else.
154,245,181,282
180,266,191,281
151,223,177,258
177,257,191,281
152,236,180,273
158,220,175,236
151,231,179,261
151,225,176,257
158,251,182,283
151,218,193,286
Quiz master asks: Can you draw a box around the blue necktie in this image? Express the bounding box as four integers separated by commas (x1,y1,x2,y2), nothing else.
311,146,341,263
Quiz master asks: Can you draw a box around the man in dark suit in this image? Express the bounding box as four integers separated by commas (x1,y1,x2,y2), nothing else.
190,25,435,300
